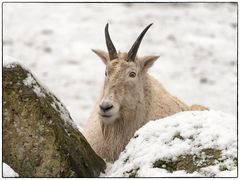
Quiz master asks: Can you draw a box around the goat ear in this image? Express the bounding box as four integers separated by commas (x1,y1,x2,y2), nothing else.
140,55,160,72
92,49,109,65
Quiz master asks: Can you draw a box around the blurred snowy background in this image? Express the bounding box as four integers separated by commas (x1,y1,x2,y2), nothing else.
3,3,237,130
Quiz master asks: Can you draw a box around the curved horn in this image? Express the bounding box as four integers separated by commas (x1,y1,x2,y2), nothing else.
105,23,117,60
127,23,153,62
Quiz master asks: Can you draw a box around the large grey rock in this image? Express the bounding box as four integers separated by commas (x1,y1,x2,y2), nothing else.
3,63,106,177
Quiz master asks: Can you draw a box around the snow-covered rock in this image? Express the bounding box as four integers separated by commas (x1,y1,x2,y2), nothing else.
3,163,19,177
103,111,237,177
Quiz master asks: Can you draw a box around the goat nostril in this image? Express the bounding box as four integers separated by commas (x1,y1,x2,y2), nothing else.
105,105,113,111
100,103,113,112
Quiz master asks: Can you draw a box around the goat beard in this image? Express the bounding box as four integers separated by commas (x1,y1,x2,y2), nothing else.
101,104,145,142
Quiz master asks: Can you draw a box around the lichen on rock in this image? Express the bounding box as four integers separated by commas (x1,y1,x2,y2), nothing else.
153,148,222,174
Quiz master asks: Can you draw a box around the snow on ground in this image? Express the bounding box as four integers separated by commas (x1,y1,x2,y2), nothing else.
3,163,19,177
3,3,237,130
103,111,237,177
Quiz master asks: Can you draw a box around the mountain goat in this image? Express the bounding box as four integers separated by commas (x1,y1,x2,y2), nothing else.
84,23,208,162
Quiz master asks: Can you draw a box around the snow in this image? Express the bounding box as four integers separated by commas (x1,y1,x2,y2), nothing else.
3,55,24,68
103,111,237,177
23,73,46,97
50,97,79,130
3,55,22,66
3,3,237,129
3,163,19,177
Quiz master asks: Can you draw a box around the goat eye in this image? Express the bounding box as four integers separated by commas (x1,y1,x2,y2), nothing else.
129,72,136,78
105,71,107,76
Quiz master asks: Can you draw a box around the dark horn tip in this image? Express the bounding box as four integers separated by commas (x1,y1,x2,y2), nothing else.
145,23,154,31
105,23,109,31
127,23,154,62
149,23,153,27
105,22,117,60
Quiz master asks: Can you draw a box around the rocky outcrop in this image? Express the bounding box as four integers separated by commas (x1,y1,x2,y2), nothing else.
3,63,106,177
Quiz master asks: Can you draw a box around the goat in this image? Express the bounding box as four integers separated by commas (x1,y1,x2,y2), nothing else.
84,23,208,162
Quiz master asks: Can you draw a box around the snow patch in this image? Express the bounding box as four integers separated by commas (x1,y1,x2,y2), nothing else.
50,96,78,130
103,111,237,177
23,73,46,97
3,163,19,177
3,55,22,67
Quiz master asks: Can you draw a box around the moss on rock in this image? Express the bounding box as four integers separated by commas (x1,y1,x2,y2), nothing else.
153,148,221,173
